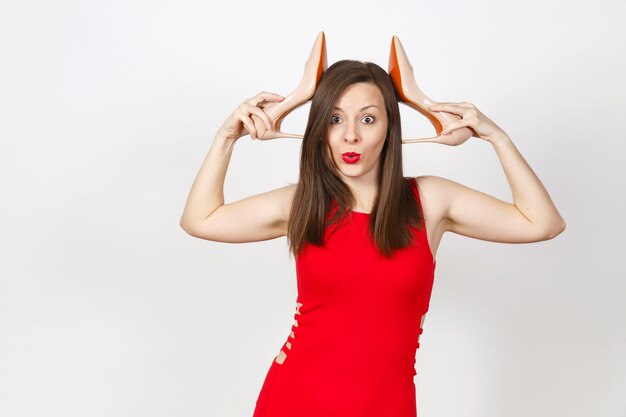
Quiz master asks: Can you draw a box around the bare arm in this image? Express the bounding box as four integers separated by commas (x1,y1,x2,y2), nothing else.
179,133,294,243
432,132,566,243
179,91,293,243
179,133,233,230
489,133,566,236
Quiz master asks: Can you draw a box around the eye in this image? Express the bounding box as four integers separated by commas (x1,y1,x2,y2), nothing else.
330,115,376,125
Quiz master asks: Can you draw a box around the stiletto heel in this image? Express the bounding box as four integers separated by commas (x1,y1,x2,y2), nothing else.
388,35,473,146
251,31,328,140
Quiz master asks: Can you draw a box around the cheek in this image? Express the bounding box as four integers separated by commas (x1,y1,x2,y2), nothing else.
372,129,387,150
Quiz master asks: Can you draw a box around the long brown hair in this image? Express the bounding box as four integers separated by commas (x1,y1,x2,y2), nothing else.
287,59,424,259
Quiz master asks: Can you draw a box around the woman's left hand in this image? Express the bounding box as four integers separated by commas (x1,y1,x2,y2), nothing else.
428,102,507,143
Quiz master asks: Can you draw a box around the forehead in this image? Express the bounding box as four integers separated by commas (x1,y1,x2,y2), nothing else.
334,82,384,109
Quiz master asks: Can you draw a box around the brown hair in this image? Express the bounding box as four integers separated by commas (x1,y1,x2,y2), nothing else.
287,59,424,259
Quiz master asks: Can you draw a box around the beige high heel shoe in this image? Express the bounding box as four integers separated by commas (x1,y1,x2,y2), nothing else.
388,35,474,146
250,31,328,140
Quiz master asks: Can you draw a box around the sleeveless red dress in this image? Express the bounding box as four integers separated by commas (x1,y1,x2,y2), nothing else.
252,177,436,417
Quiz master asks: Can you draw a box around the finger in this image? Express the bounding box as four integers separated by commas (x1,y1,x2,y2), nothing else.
247,92,285,107
238,113,257,139
237,104,269,134
245,121,257,139
429,102,473,114
256,91,286,102
440,120,470,135
428,103,465,116
431,101,473,108
244,103,273,130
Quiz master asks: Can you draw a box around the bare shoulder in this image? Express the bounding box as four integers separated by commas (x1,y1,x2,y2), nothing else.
415,176,451,228
253,181,298,236
416,175,558,243
255,180,297,216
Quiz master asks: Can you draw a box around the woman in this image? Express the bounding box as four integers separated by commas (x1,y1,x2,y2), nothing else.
179,60,565,416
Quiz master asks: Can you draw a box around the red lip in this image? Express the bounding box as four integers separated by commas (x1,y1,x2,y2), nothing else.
341,153,361,164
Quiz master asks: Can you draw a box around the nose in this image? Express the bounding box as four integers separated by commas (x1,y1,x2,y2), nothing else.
343,123,360,144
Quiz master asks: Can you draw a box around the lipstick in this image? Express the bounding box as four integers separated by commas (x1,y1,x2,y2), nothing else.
341,152,361,164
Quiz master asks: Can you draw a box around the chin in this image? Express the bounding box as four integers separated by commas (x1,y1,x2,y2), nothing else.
339,167,368,178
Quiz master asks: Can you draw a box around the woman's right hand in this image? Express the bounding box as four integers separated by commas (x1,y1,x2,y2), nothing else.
216,91,285,141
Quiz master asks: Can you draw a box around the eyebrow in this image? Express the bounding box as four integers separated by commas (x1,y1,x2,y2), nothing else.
333,105,380,112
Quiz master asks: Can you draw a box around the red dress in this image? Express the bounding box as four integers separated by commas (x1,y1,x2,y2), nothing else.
252,177,436,417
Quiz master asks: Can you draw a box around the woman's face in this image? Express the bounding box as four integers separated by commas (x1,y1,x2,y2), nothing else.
326,82,388,182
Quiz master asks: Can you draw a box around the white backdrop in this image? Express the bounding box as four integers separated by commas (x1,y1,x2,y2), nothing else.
1,1,624,416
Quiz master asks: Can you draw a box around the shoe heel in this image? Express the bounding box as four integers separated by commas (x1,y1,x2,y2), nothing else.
251,31,328,140
388,35,473,146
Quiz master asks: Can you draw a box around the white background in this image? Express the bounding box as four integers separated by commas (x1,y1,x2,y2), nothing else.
1,1,624,416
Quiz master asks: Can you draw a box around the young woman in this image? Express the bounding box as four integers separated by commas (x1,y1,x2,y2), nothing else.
180,60,565,417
